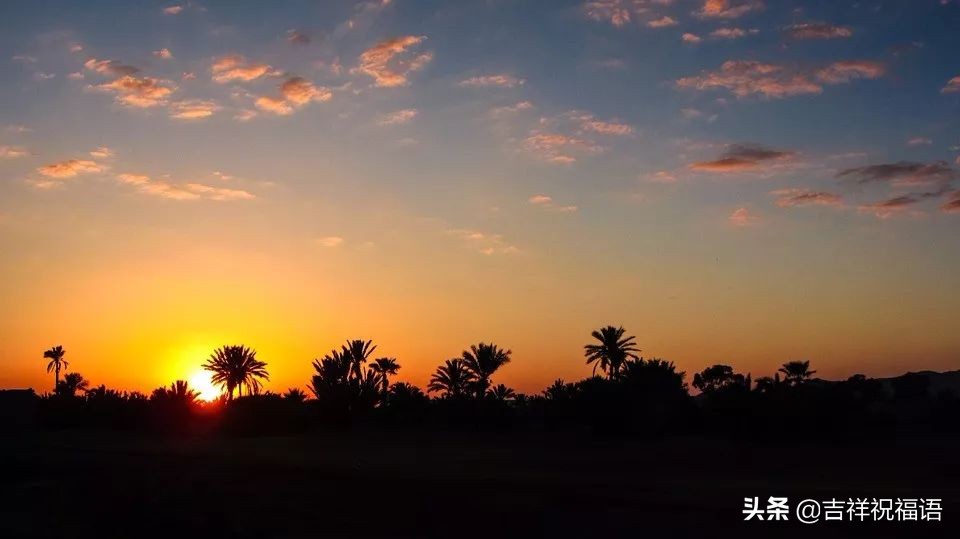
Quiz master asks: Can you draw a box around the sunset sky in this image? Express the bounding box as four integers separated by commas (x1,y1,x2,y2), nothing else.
1,0,959,395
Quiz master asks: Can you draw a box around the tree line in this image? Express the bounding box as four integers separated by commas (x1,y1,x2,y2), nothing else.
24,325,960,437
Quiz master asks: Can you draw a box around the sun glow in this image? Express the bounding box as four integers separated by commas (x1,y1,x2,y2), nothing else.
188,370,222,401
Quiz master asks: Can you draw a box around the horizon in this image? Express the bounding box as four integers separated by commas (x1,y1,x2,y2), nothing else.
2,0,960,396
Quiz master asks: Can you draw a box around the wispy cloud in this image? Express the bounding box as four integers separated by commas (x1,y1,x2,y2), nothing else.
0,145,29,159
837,161,956,187
153,48,173,59
677,59,883,99
690,144,794,172
116,173,255,201
489,101,534,118
255,96,293,116
523,132,602,164
316,236,344,248
37,159,104,178
941,76,960,94
696,0,763,19
162,5,183,15
287,30,311,45
280,77,331,105
169,99,220,120
446,228,520,256
729,207,757,226
941,191,960,213
770,188,843,208
815,61,885,84
647,16,678,28
93,76,176,108
682,33,702,44
784,23,853,40
907,137,933,147
355,36,432,87
458,74,525,88
583,0,677,27
89,147,114,158
211,55,275,83
710,27,757,39
84,58,139,77
378,108,418,126
528,194,578,213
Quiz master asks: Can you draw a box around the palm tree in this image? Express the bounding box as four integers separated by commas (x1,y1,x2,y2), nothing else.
343,339,376,380
151,380,199,404
203,345,269,399
778,360,816,386
283,388,307,403
584,325,640,379
427,359,476,399
43,345,68,393
369,357,401,395
461,342,511,398
490,384,516,401
57,372,89,397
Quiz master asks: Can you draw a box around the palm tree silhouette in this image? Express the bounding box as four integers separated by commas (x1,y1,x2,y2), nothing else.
343,339,376,380
461,342,511,398
43,345,68,393
427,358,476,399
584,325,640,379
57,372,89,397
490,384,516,401
203,345,269,399
778,360,816,386
151,380,200,404
283,388,307,403
369,357,400,395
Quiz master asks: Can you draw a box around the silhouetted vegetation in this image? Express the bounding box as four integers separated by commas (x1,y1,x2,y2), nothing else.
6,330,960,441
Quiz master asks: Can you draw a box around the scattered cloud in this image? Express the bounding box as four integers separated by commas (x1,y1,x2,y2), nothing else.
523,132,602,164
37,159,104,178
528,194,578,212
317,236,344,248
696,0,763,19
287,30,311,45
837,161,956,187
116,173,255,201
84,58,140,77
211,55,275,83
169,99,220,120
446,228,520,255
89,147,114,158
941,191,960,213
254,95,293,116
729,207,757,226
162,5,183,15
458,74,525,88
907,137,933,147
583,0,677,27
567,112,634,136
234,109,257,122
355,35,432,88
378,108,418,126
280,77,332,105
682,33,702,44
784,23,853,40
153,48,173,59
690,144,795,172
647,16,678,28
0,145,29,159
858,195,924,219
646,170,677,183
677,59,883,99
489,101,534,118
941,76,960,94
93,75,175,108
770,188,843,207
68,72,84,80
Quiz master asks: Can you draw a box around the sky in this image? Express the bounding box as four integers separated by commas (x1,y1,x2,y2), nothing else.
1,0,959,396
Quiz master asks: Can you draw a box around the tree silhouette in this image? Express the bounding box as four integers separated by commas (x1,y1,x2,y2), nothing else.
584,326,640,379
427,358,475,399
693,364,749,395
309,341,387,414
461,342,511,398
343,339,376,380
369,357,400,396
203,345,269,399
490,384,516,401
778,360,816,387
283,388,307,403
43,345,68,393
56,372,89,397
151,380,199,405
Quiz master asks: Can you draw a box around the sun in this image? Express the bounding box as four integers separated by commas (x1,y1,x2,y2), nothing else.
188,370,222,401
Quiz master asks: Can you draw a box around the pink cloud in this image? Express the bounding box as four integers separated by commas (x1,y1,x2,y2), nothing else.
84,58,139,77
647,16,678,28
458,74,525,88
682,33,702,44
255,96,293,116
211,55,275,83
94,76,175,108
941,76,960,94
355,36,432,87
37,159,104,178
678,59,884,99
280,77,332,105
784,23,853,40
815,61,885,84
728,207,757,226
169,99,220,120
696,0,763,19
691,144,794,172
378,108,418,126
116,173,255,201
770,188,843,208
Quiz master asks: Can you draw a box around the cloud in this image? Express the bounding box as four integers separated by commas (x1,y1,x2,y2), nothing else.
857,195,924,219
68,72,85,80
0,145,29,159
355,36,432,87
37,159,104,178
677,59,883,99
729,207,757,226
907,137,933,147
287,30,311,45
682,33,702,43
255,96,293,116
116,173,255,201
162,5,183,15
941,76,960,94
169,99,220,120
280,77,332,105
446,228,519,255
814,61,885,84
94,76,175,108
646,170,677,183
647,16,678,28
696,0,763,19
489,101,534,117
941,191,960,213
153,48,173,59
836,161,956,187
234,109,257,122
567,112,634,136
528,194,578,212
770,188,843,207
458,74,525,88
690,144,794,172
378,108,418,126
89,146,114,158
784,23,853,40
211,55,275,83
84,58,140,77
317,236,344,248
583,0,676,27
523,132,602,164
710,27,756,39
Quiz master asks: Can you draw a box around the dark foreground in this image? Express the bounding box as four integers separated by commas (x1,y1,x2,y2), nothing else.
1,430,957,538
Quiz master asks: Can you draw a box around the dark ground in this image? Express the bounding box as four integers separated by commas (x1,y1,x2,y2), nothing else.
1,430,957,538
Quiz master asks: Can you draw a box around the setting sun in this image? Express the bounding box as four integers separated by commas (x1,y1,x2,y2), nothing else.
187,370,221,402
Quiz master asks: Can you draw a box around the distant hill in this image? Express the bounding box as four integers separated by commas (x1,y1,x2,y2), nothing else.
874,369,960,397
